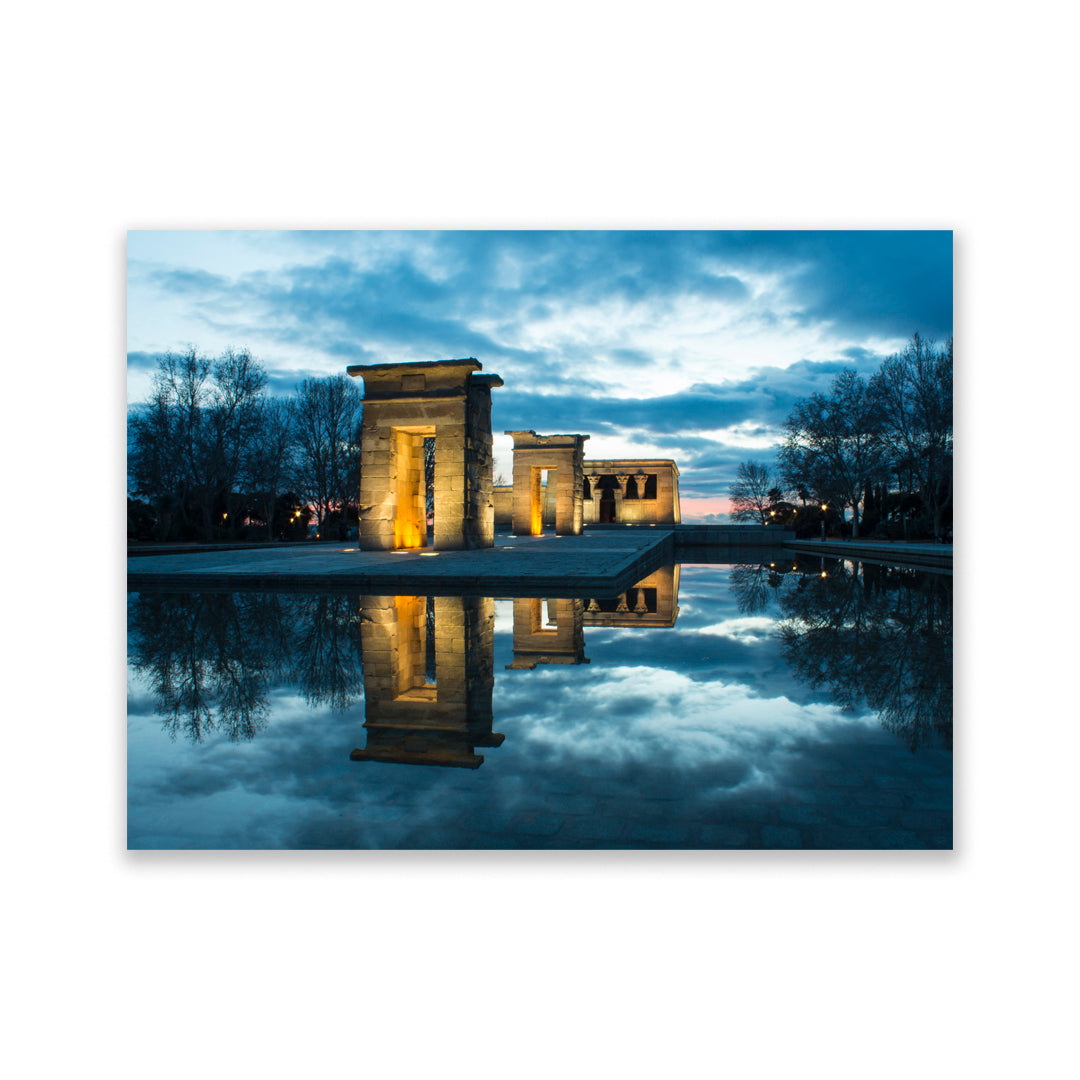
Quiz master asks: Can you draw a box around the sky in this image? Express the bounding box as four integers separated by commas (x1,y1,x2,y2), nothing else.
127,230,952,520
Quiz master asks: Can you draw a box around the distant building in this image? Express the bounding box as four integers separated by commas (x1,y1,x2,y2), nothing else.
494,457,680,531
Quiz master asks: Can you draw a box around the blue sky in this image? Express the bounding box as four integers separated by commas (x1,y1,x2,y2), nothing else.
127,230,951,517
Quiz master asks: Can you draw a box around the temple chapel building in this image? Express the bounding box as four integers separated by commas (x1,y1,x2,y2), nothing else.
494,455,680,533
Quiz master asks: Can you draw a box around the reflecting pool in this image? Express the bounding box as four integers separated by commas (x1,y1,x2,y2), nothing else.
127,556,952,849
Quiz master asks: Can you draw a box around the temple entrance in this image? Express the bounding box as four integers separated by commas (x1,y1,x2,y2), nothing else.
538,468,557,532
424,436,435,544
392,425,434,548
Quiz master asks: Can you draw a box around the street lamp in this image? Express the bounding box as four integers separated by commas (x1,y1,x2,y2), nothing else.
820,503,828,542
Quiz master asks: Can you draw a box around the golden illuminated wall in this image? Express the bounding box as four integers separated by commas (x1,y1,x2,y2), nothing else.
506,431,588,536
583,460,681,525
393,429,429,549
348,359,503,550
352,594,501,768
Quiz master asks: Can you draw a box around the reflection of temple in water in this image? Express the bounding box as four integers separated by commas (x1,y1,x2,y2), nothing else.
351,595,503,768
506,566,680,673
506,598,589,669
353,567,681,766
584,566,680,628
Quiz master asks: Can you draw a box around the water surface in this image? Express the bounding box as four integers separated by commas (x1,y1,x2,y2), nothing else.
127,556,952,849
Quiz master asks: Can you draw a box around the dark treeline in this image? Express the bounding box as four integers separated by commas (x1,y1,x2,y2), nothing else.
728,333,953,540
128,348,363,542
729,557,952,751
128,590,364,742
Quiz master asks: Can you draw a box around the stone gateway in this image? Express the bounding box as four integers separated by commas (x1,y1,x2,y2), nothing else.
347,359,502,551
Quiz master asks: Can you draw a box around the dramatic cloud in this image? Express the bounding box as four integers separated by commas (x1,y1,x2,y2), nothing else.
127,230,951,518
129,573,946,849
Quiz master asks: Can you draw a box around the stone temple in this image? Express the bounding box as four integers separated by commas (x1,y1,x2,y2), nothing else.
494,458,681,532
347,359,502,551
347,357,679,550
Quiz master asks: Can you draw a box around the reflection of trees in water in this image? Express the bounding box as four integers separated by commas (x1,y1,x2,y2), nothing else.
730,560,952,750
128,591,363,742
292,594,364,710
728,562,787,614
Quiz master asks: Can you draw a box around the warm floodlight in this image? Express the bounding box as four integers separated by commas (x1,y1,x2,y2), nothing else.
419,551,440,557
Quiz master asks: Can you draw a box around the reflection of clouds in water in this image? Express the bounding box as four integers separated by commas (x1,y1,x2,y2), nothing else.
499,664,877,781
691,616,777,643
128,565,950,848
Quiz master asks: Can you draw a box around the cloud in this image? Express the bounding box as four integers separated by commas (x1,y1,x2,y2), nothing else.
128,230,952,500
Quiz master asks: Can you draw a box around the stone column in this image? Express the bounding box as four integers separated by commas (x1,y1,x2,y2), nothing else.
585,475,602,524
614,474,629,522
656,464,681,524
358,420,395,550
555,462,583,535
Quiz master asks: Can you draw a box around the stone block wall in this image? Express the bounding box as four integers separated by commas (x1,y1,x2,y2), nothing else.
505,431,588,536
352,594,500,768
582,460,681,525
348,360,502,551
493,486,513,531
505,597,588,669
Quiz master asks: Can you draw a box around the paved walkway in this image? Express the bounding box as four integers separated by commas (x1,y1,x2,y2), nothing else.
127,530,675,597
784,538,952,571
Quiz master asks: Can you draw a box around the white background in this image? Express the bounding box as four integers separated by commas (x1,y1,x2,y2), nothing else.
4,2,1075,1077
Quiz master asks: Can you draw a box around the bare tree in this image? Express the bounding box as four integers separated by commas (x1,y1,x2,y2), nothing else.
207,347,268,533
245,397,295,539
728,461,774,524
130,348,276,540
779,370,886,538
128,348,213,538
871,333,953,539
292,374,362,535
